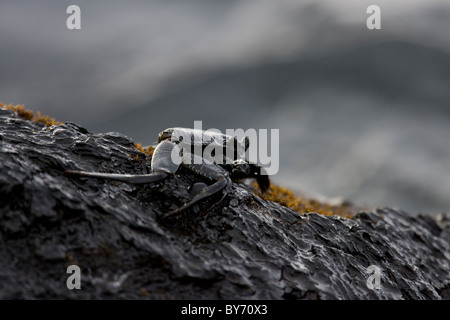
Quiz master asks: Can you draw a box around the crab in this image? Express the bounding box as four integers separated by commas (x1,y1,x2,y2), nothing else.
65,127,270,219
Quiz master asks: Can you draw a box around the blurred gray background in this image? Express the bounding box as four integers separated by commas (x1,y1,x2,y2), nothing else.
1,0,449,214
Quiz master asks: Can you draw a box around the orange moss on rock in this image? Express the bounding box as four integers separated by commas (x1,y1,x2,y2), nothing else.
1,103,154,157
253,183,357,219
0,103,62,127
134,143,154,157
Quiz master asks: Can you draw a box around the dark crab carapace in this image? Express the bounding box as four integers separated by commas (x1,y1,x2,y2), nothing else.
65,127,270,218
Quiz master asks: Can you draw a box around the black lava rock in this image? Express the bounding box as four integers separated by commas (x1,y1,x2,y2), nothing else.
0,108,449,299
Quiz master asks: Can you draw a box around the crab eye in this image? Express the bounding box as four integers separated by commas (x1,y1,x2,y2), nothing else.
158,129,174,142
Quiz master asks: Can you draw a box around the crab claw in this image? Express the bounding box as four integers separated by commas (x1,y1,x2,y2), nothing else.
257,174,270,193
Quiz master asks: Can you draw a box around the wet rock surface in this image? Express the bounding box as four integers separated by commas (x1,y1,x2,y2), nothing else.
0,108,449,299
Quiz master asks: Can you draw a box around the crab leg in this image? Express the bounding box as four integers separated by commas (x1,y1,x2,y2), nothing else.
162,154,232,219
162,176,231,219
65,140,181,184
64,170,169,184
